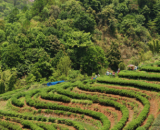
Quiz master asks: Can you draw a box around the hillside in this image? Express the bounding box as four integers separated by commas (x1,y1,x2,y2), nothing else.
0,0,160,96
1,0,160,129
0,66,160,129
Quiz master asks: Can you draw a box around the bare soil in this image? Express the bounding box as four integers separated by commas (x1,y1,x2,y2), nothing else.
39,96,120,129
93,83,160,127
73,87,143,127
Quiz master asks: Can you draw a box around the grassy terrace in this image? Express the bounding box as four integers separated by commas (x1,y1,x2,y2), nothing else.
0,69,160,130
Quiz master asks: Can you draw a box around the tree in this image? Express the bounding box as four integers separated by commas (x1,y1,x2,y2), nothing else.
41,7,49,20
51,50,65,68
79,0,101,13
45,35,61,57
0,81,5,94
62,31,93,48
138,0,156,9
0,29,5,42
0,20,5,30
148,40,160,54
7,7,20,23
74,12,96,33
8,73,17,91
116,3,129,16
31,61,53,80
31,0,45,16
1,44,24,68
97,5,117,34
5,22,22,43
15,33,29,49
35,32,46,48
59,0,84,19
106,42,122,70
80,46,108,75
24,48,50,64
25,10,32,21
154,12,160,34
57,56,71,76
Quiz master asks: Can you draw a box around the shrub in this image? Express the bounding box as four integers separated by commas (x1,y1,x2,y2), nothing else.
118,62,126,70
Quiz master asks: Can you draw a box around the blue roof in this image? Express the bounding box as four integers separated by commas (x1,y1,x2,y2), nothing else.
47,80,65,86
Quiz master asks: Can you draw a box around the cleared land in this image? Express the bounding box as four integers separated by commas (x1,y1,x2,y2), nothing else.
0,69,160,130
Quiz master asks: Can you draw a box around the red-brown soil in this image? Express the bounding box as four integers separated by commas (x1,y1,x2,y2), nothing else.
39,96,120,129
92,83,160,127
73,87,143,127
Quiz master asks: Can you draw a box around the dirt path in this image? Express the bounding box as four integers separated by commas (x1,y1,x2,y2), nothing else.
23,98,99,129
93,83,160,127
141,99,159,126
73,87,144,127
39,96,121,129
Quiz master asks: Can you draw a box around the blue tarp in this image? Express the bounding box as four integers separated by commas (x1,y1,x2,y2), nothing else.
47,80,65,86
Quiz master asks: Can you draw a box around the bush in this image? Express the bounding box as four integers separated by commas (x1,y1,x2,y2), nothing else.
118,62,126,70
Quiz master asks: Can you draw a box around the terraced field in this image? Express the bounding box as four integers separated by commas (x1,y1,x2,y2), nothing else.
1,69,160,130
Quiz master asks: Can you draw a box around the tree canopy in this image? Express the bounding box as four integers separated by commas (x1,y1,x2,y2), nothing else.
0,0,160,91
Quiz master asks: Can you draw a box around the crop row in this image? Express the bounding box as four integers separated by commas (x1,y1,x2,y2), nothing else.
97,77,160,91
0,125,8,130
22,120,44,130
140,66,160,73
0,84,30,100
11,92,25,107
0,119,22,130
26,92,110,130
136,114,154,130
56,87,129,130
0,110,85,130
3,115,56,130
41,92,71,103
118,71,160,81
36,122,56,130
76,83,150,130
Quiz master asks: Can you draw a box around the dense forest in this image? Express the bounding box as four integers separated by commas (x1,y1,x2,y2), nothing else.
0,0,160,93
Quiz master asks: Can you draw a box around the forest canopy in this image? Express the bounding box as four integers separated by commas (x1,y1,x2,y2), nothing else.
0,0,160,93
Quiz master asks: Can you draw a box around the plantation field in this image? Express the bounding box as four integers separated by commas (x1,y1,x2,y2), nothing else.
1,70,160,130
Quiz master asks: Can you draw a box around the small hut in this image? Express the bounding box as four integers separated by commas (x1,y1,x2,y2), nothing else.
127,64,135,70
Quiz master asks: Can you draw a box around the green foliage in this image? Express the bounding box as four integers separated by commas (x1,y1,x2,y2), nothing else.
136,114,154,130
0,80,5,94
25,10,32,21
0,29,5,42
97,76,160,91
0,119,22,130
57,56,71,76
7,7,20,23
118,70,160,81
5,22,22,43
118,62,126,70
8,72,17,91
31,0,45,16
140,66,160,72
59,0,84,19
77,82,149,130
79,0,101,13
148,40,160,54
74,11,96,33
62,31,93,48
80,46,108,75
106,42,121,70
1,0,160,85
1,44,24,69
97,4,117,34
